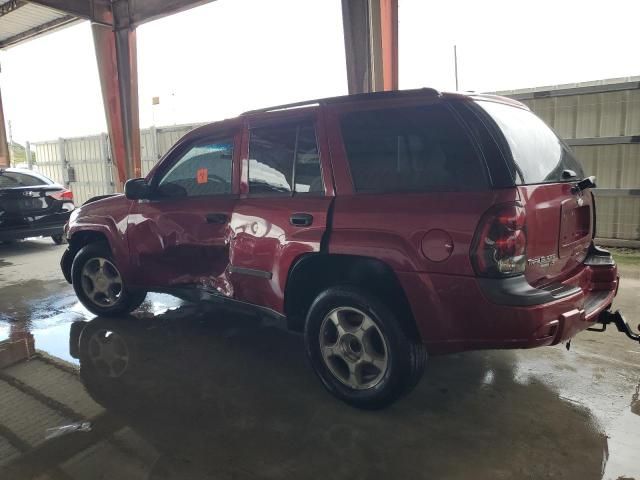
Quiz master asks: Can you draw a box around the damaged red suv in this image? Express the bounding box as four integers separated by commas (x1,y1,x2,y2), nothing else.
61,89,622,408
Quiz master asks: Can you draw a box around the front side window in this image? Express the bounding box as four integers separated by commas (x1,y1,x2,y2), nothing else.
248,121,323,195
157,139,233,197
477,100,585,184
340,104,488,193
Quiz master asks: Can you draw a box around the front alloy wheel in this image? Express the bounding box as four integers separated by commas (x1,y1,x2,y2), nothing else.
80,257,123,308
71,242,146,316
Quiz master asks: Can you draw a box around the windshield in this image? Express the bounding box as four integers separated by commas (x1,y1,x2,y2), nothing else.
477,100,585,184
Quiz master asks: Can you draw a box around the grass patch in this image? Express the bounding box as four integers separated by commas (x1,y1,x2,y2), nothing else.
609,247,640,267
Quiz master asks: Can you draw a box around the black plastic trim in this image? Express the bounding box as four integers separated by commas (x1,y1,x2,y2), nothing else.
228,265,273,279
150,285,286,324
477,275,581,307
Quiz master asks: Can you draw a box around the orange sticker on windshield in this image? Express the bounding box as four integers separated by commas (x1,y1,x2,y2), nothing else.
196,168,208,184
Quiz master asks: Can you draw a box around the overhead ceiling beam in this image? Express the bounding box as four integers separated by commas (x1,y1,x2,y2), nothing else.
122,0,216,28
0,14,78,48
26,0,111,23
0,1,27,18
26,0,217,29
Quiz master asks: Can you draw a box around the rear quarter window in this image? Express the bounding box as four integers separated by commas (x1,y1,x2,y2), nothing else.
339,104,488,193
477,100,585,184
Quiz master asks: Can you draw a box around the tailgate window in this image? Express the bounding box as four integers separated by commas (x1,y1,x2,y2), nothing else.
340,104,488,193
477,101,584,184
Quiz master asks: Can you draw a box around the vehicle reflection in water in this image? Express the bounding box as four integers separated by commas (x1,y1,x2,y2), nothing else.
6,303,601,480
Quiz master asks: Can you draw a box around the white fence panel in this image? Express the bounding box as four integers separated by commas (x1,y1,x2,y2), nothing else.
31,140,66,185
64,134,114,205
140,127,159,177
156,124,197,157
140,124,198,176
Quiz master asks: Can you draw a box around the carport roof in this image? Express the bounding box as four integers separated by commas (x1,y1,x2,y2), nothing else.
0,0,81,49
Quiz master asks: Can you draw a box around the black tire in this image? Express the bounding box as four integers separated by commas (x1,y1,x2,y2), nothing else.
71,242,146,317
304,286,426,409
51,234,66,245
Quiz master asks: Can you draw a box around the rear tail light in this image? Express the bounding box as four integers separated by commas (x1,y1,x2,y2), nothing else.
471,203,527,277
50,189,74,202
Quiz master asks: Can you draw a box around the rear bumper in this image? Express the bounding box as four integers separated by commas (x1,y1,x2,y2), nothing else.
398,260,618,354
0,222,65,241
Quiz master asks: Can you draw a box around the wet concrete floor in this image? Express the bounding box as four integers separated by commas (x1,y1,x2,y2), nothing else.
0,238,638,479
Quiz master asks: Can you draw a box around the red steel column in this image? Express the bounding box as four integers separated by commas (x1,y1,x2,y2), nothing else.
379,0,398,91
341,0,399,94
92,22,141,190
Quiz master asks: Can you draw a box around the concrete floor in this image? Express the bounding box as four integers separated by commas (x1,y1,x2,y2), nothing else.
0,238,638,480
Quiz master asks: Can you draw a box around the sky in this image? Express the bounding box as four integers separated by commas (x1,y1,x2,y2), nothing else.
1,0,639,144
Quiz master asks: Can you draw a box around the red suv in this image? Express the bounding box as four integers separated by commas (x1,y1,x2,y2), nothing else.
61,89,619,408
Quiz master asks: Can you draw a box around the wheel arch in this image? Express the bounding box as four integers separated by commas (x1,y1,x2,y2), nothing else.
62,229,112,283
284,254,421,342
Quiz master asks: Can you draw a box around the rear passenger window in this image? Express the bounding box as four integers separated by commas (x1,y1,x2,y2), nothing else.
340,104,488,193
249,121,323,195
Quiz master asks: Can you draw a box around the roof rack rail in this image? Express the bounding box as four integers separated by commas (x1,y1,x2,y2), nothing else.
241,88,441,116
242,99,322,116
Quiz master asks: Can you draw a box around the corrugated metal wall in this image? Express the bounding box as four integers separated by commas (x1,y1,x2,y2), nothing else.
500,78,640,243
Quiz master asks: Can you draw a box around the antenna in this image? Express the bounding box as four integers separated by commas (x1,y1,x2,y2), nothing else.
454,45,459,91
7,120,13,167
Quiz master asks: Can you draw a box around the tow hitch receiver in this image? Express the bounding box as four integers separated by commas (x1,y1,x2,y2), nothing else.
588,310,640,344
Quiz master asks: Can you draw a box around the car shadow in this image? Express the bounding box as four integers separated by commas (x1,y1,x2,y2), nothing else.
72,305,609,480
0,238,63,258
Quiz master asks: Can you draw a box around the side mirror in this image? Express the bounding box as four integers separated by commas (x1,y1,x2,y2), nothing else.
124,178,151,200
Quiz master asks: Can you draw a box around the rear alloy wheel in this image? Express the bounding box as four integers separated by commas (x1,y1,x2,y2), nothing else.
305,286,426,409
71,242,146,317
319,307,389,390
